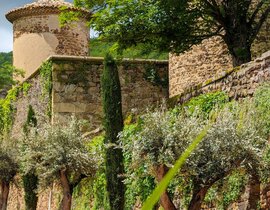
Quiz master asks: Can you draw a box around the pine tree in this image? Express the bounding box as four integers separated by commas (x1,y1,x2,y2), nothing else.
101,54,125,210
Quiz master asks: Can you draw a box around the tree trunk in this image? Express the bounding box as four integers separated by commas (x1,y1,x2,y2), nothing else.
226,38,252,67
188,185,209,210
155,164,177,210
223,25,252,67
0,181,10,210
59,170,72,210
247,172,260,210
231,48,252,67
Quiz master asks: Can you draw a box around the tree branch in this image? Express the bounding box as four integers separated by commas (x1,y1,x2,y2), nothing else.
250,4,270,43
71,174,87,189
248,0,265,26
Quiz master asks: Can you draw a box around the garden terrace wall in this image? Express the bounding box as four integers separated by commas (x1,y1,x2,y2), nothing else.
51,55,168,129
170,50,270,105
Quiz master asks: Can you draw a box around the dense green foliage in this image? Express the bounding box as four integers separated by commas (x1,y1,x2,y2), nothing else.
101,54,125,210
76,0,270,66
22,105,38,210
0,52,23,90
90,39,168,60
184,91,229,116
0,52,12,65
22,174,38,210
254,83,270,137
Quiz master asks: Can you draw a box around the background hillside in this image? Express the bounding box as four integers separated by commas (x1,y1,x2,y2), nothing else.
0,39,168,63
0,52,12,65
90,39,168,60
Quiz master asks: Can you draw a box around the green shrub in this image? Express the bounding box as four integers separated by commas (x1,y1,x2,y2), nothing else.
184,91,229,116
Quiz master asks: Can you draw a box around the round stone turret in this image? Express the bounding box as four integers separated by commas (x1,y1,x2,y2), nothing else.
6,0,91,80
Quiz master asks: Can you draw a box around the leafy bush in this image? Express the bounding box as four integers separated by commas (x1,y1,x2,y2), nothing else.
254,83,270,137
184,91,229,116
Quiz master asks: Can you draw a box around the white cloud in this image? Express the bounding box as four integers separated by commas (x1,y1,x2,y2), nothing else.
0,27,13,52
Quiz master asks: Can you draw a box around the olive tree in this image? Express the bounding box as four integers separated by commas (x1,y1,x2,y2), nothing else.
120,102,266,210
20,117,99,210
0,143,18,210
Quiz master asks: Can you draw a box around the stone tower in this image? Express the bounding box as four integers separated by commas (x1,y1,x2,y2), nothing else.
6,0,90,80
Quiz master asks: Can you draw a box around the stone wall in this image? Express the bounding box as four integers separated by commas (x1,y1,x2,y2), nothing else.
51,56,168,129
8,56,168,209
169,15,270,97
169,36,232,97
12,14,89,80
170,50,270,105
12,74,50,139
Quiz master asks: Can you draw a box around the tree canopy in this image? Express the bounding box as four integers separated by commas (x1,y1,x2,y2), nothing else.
75,0,270,66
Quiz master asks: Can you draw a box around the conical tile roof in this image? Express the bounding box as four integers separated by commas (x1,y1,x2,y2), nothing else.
6,0,90,23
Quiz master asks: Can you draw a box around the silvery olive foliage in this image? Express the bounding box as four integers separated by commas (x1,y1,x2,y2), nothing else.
187,102,266,185
119,108,206,172
120,101,267,185
20,116,99,189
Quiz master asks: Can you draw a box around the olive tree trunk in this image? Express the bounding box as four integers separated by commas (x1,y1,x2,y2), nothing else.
224,32,252,67
247,172,260,210
101,54,125,210
188,184,209,210
59,170,72,210
0,181,10,210
155,164,177,210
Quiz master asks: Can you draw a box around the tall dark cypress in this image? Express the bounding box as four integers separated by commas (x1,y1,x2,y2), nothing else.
23,105,38,210
101,54,125,210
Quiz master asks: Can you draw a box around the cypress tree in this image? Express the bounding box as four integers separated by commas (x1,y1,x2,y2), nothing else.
23,105,38,210
101,54,125,210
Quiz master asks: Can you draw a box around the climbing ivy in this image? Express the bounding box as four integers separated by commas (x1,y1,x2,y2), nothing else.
0,81,31,137
40,61,52,96
39,61,53,117
0,86,20,135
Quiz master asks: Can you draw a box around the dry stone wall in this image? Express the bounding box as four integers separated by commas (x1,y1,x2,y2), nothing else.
51,56,168,129
169,36,232,97
169,16,270,97
170,50,270,104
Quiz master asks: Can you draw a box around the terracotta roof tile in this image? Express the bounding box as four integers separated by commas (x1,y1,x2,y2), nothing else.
6,0,90,23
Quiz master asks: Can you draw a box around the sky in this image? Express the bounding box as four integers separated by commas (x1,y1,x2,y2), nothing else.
0,0,74,52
